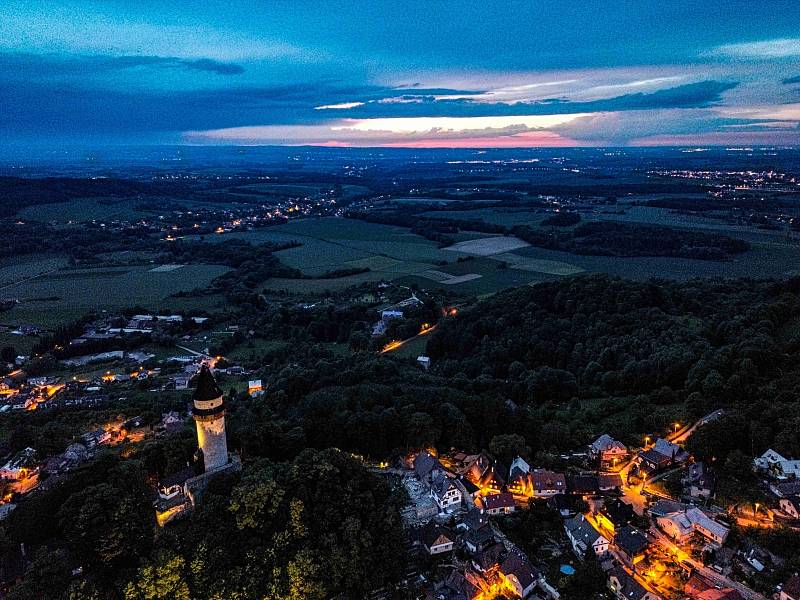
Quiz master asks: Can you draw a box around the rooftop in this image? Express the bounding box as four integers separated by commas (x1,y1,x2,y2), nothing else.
192,366,222,402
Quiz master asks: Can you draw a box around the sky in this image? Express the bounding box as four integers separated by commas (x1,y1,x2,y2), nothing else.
2,0,800,149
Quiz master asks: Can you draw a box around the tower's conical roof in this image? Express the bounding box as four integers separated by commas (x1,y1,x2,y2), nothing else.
193,365,222,401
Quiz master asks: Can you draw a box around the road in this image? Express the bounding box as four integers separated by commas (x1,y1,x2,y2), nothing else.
648,526,768,600
379,325,437,354
670,409,724,444
617,409,725,515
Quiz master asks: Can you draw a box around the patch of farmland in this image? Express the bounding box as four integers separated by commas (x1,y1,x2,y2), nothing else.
492,253,585,276
0,254,70,290
149,264,185,272
439,273,482,284
2,264,229,316
443,236,530,256
274,240,372,273
18,197,149,223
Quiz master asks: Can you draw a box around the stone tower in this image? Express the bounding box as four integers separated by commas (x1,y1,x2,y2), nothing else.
192,365,228,472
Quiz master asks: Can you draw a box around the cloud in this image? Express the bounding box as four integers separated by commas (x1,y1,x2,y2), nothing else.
0,52,245,78
708,38,800,59
182,58,244,75
185,113,591,146
783,75,800,85
314,102,365,110
318,80,739,120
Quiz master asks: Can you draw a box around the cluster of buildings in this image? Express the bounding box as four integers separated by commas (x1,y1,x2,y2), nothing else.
413,506,554,600
754,449,800,510
0,416,141,519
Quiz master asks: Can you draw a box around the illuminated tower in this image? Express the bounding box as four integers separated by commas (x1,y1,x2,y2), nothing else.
192,365,228,472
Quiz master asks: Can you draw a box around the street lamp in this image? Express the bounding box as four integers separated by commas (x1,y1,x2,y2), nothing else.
674,423,680,434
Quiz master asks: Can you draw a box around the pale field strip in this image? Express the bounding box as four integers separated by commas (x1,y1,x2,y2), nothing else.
442,236,530,256
149,264,185,272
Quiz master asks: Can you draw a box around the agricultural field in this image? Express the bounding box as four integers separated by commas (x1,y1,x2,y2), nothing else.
0,264,229,329
17,197,152,223
442,235,530,256
0,253,71,288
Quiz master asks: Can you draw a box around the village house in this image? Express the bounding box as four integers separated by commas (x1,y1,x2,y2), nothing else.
655,506,729,546
637,438,688,474
530,469,567,498
685,573,744,599
771,480,800,498
500,550,540,598
430,472,462,512
419,522,455,555
508,455,530,479
414,450,445,484
159,411,185,434
0,448,38,480
463,453,506,494
471,542,505,574
480,492,516,515
596,498,635,535
81,427,111,449
568,474,600,496
756,449,800,480
598,473,624,492
684,462,715,499
589,434,629,468
464,526,496,554
614,525,651,569
779,496,800,519
457,507,490,533
607,565,661,600
564,513,610,558
548,493,583,518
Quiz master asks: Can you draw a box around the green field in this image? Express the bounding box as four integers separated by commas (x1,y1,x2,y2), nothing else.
0,264,230,328
0,253,71,287
18,198,151,223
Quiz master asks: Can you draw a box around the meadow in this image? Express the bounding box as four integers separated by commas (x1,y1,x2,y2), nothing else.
0,264,229,329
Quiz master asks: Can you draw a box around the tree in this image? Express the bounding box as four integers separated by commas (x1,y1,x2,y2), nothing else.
1,345,15,364
489,433,530,464
229,465,285,532
7,548,71,600
58,483,153,569
124,551,191,600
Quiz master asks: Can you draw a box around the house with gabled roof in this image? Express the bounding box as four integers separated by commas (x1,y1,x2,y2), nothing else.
589,434,629,468
608,565,661,600
565,513,609,558
431,472,462,512
614,525,650,568
420,522,455,555
500,550,539,598
480,492,516,515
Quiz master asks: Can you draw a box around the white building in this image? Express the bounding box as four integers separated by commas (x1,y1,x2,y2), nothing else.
656,506,729,546
431,473,462,512
564,514,609,557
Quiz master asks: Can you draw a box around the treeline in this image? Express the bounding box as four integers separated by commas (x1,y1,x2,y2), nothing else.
512,220,751,260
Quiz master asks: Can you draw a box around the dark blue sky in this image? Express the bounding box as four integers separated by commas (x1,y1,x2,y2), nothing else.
2,0,800,148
